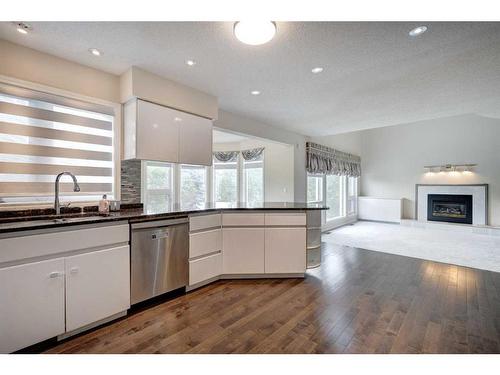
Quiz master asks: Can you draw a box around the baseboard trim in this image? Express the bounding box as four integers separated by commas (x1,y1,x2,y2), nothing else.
57,310,127,341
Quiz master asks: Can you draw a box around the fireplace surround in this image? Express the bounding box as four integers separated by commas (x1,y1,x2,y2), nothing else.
415,184,488,226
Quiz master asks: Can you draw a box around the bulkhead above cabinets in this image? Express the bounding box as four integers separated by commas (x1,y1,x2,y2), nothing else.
123,99,213,166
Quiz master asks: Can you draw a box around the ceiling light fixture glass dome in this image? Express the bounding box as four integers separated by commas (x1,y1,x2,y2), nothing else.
234,21,276,45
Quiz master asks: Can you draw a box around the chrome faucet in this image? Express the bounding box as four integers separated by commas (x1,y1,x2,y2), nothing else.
54,172,80,215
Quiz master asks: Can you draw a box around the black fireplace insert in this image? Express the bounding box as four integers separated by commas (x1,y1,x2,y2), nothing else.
427,194,473,224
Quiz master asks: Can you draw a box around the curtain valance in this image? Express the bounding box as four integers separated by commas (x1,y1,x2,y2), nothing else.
241,147,264,161
213,151,239,162
213,148,265,162
306,142,361,177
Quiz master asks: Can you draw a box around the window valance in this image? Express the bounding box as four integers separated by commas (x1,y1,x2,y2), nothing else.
213,148,265,163
241,147,264,161
306,142,361,177
213,151,239,162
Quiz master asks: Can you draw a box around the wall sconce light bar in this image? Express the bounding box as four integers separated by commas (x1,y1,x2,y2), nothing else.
424,164,477,173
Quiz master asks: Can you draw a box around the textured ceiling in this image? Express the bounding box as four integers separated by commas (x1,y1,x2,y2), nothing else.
1,22,500,136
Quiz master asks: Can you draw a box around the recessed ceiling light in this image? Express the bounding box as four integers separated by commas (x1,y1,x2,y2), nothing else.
88,48,102,57
186,59,196,66
311,67,324,74
251,90,261,96
234,21,276,46
409,26,428,37
14,22,31,34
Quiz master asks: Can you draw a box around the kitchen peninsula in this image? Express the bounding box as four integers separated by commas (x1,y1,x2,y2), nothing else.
0,202,327,353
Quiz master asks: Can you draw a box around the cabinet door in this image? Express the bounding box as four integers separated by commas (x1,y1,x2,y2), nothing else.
65,246,130,332
222,228,264,274
265,228,306,274
136,99,179,162
178,112,213,166
0,258,65,353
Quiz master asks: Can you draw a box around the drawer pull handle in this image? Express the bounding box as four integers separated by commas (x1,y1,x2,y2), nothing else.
70,267,79,275
49,271,63,278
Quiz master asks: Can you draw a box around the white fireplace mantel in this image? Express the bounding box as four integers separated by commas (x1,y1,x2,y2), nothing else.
415,184,488,226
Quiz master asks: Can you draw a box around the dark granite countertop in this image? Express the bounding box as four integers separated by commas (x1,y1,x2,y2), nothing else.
0,202,328,234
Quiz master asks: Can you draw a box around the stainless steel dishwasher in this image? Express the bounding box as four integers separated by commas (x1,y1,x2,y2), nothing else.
130,217,189,305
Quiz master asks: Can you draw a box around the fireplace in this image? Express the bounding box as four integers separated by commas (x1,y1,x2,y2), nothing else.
427,194,473,224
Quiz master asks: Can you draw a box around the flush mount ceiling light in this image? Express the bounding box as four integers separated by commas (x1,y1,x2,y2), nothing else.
185,59,196,66
13,22,32,34
234,21,276,46
88,48,102,57
311,67,324,74
250,90,261,96
409,25,428,37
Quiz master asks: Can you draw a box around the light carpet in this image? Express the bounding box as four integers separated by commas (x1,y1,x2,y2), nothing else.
323,221,500,273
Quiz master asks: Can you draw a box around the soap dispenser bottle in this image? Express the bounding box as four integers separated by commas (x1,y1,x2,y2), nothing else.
99,194,110,214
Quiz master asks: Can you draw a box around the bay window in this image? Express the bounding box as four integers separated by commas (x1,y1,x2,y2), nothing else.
180,164,207,210
143,162,173,212
213,155,239,205
143,149,265,211
243,155,264,205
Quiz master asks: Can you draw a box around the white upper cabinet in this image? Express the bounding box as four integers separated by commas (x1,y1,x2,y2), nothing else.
178,111,213,166
124,99,213,165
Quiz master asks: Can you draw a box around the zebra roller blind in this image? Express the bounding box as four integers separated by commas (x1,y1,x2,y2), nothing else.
0,83,115,204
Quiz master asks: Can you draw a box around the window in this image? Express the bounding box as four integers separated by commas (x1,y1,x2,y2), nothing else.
243,155,264,205
213,155,238,205
326,175,343,220
347,176,358,215
144,162,173,213
180,164,207,209
142,150,265,210
307,175,324,203
307,173,358,226
0,84,115,205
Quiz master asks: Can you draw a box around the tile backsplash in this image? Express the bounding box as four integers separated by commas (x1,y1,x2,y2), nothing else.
120,160,142,204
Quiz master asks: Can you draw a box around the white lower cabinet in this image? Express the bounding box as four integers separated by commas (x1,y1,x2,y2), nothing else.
189,253,222,285
222,228,265,274
65,245,130,332
0,258,66,353
265,228,306,274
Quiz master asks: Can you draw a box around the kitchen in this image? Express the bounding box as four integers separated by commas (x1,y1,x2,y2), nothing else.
1,3,500,374
0,37,326,354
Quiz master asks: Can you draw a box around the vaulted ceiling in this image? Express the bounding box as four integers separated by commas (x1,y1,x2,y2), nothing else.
1,22,499,136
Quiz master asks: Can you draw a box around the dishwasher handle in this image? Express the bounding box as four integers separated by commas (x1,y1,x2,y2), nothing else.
151,231,169,240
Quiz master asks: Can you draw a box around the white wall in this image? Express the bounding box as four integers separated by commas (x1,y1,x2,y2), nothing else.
0,39,120,103
316,114,500,226
213,139,295,202
215,110,307,202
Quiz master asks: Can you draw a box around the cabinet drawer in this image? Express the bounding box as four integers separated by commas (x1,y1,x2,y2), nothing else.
189,252,222,286
265,213,306,226
190,213,221,232
189,229,221,259
0,223,129,265
222,213,265,227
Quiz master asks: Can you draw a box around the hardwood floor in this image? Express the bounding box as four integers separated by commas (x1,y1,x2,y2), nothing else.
44,243,500,354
